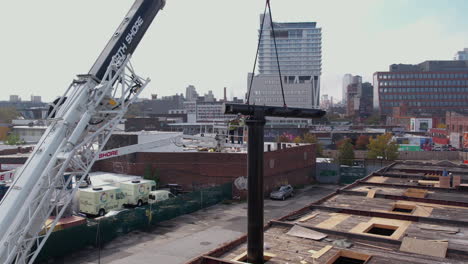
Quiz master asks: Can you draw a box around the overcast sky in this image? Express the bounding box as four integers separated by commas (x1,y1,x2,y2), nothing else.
0,0,467,103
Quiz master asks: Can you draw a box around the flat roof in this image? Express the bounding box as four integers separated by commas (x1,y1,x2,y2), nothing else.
189,161,468,263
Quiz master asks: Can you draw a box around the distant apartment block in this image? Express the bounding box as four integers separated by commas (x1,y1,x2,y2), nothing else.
454,48,468,61
320,94,333,110
9,95,20,102
345,75,362,116
30,96,41,103
344,75,373,121
342,74,353,104
374,60,468,116
248,14,322,108
135,94,185,116
185,85,199,102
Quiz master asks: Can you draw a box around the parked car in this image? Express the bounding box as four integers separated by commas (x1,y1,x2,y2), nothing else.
432,146,443,151
148,190,176,204
270,185,294,200
165,183,184,195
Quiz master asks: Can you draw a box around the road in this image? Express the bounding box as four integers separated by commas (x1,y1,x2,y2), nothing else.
49,184,337,264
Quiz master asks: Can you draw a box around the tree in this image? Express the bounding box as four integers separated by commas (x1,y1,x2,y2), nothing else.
5,133,23,145
293,136,302,144
365,113,381,125
152,168,160,188
338,139,355,166
335,139,348,149
0,107,20,123
143,164,153,180
302,133,323,157
355,135,370,150
277,135,291,143
367,133,399,160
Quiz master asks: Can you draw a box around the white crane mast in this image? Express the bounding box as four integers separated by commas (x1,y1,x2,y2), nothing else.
0,56,149,263
0,1,166,261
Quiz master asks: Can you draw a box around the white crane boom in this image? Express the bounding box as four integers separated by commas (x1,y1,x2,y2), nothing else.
0,0,166,262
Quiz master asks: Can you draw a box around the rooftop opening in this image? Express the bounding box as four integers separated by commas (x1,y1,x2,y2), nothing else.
391,204,416,214
365,224,398,237
326,250,371,264
393,207,413,213
333,257,365,264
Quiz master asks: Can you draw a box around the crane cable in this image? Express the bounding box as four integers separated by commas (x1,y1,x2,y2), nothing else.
246,0,287,108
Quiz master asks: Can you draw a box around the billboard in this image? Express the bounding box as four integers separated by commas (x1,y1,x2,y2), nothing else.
450,132,460,149
464,132,468,149
410,118,433,132
0,170,15,182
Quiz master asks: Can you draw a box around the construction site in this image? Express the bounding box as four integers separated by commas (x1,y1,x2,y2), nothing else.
189,161,468,264
1,0,468,264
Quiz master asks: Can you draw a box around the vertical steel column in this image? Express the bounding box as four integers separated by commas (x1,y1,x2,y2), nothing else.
246,111,266,264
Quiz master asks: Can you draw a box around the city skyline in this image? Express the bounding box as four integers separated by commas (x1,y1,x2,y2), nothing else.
0,0,467,103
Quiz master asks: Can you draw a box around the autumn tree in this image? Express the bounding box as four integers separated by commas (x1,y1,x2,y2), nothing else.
338,139,355,166
277,135,291,143
367,133,399,160
293,136,302,144
335,139,348,149
355,135,370,150
302,133,323,157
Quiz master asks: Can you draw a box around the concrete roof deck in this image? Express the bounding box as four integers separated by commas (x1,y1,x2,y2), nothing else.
189,161,468,264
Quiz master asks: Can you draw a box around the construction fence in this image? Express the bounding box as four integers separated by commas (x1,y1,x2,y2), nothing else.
35,182,232,263
316,159,390,185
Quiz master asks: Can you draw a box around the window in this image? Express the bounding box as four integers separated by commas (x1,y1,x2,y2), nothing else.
365,224,398,236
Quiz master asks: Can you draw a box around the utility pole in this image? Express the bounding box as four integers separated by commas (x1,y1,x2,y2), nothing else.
225,103,325,264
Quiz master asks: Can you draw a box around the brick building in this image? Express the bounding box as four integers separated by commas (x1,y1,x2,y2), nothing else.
374,60,468,117
94,144,317,198
446,111,468,134
446,111,468,149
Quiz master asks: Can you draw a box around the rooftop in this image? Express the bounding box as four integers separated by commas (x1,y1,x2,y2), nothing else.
189,161,468,264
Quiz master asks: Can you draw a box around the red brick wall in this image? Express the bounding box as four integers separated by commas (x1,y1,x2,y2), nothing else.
94,144,316,197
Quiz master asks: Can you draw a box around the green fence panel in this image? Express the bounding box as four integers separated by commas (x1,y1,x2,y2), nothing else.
36,182,232,263
36,223,97,261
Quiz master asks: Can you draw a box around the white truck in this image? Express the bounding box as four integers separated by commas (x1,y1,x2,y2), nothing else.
119,179,156,207
78,186,127,216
